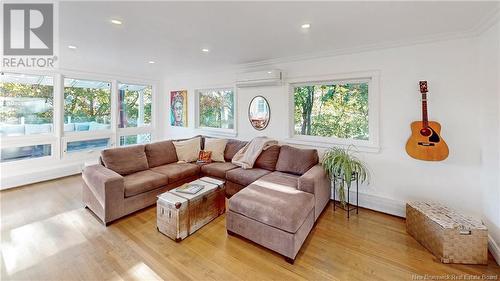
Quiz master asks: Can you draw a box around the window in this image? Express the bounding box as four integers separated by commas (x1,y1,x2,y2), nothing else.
64,78,111,132
118,83,152,128
0,73,54,136
119,133,151,146
293,81,369,141
1,144,51,163
197,88,235,130
66,138,110,153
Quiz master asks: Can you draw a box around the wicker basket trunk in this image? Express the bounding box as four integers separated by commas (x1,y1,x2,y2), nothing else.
406,202,488,265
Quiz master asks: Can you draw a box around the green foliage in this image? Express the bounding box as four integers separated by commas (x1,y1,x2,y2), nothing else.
64,86,111,123
294,83,369,140
0,82,53,124
1,79,152,129
199,90,234,129
120,87,152,127
322,146,370,205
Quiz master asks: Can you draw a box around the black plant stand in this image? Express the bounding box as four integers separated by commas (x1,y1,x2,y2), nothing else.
333,172,359,219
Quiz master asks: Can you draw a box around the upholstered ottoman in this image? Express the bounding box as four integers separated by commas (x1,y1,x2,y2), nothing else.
226,180,315,263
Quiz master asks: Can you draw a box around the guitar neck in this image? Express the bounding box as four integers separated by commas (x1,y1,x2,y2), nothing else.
422,92,429,127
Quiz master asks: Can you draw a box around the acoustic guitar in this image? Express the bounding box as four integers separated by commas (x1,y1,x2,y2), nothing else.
405,81,449,161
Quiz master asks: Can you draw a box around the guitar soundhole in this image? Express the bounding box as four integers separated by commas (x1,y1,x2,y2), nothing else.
420,128,431,137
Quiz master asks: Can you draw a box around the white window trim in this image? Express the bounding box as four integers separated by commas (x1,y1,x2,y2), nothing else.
1,69,159,167
116,81,155,129
62,76,114,138
116,81,156,145
0,138,57,166
62,131,114,157
285,70,380,153
118,133,153,147
194,87,238,138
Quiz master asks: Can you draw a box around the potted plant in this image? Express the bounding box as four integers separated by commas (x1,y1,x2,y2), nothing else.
322,146,369,206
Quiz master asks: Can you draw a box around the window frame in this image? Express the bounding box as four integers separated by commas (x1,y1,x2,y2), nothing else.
1,69,158,167
116,81,156,144
286,71,380,152
0,138,57,165
0,71,57,138
194,86,237,137
61,130,114,157
118,133,152,147
62,76,114,138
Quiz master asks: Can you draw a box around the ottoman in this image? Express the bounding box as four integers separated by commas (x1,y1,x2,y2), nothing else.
226,181,315,263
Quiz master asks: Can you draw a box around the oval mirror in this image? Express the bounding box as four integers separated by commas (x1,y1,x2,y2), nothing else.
248,96,270,130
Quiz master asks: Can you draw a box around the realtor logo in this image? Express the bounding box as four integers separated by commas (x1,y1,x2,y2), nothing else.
3,3,53,55
2,2,57,68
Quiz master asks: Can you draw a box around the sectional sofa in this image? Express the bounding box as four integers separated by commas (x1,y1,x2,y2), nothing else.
82,136,331,263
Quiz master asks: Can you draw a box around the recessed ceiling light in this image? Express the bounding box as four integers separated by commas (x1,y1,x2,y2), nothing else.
301,23,311,29
110,19,123,25
201,48,210,53
68,45,77,49
267,71,272,74
148,61,155,64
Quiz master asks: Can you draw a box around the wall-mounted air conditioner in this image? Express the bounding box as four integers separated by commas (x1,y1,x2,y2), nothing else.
235,70,282,87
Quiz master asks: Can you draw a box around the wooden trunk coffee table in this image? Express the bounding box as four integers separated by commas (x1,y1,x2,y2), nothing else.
157,177,225,242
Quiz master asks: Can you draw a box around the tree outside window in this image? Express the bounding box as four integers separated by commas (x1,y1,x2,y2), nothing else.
0,73,54,136
294,82,369,140
64,78,111,132
118,84,152,128
198,89,234,129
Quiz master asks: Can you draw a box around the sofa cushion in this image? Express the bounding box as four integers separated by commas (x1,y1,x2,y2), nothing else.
254,145,281,171
173,137,201,163
178,135,204,149
101,145,149,176
150,163,200,183
123,170,167,197
275,145,319,175
229,183,314,233
204,138,228,162
257,171,299,189
226,167,271,187
145,140,178,168
224,139,247,162
201,162,238,179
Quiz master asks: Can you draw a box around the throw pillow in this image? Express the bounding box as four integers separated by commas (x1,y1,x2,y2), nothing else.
198,150,212,163
173,137,201,163
275,145,319,175
204,138,227,162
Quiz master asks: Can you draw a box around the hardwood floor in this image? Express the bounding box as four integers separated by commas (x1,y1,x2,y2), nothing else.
1,175,499,281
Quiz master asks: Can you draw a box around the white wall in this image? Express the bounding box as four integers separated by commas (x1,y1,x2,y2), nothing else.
478,20,500,261
163,37,483,216
162,26,500,260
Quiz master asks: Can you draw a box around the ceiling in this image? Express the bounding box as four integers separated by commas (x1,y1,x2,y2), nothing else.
58,1,500,79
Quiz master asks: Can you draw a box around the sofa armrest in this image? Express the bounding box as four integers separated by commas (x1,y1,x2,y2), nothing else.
298,164,331,221
82,164,124,223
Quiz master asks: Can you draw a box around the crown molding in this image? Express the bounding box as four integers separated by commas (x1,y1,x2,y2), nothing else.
468,5,500,36
163,6,500,79
238,6,500,70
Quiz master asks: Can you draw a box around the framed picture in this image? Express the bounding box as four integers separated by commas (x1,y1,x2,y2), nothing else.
170,90,188,127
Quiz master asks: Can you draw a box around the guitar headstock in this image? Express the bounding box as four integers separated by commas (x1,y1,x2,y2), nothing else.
419,81,428,93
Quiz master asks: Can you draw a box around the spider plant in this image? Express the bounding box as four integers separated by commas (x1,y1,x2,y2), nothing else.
322,146,369,206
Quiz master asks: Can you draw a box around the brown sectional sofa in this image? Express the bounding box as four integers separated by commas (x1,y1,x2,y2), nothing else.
82,136,331,263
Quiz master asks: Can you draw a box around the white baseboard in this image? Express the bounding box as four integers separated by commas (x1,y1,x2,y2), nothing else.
332,190,500,265
332,189,406,217
488,235,500,265
0,163,83,190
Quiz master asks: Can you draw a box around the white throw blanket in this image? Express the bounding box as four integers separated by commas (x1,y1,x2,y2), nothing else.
231,137,278,169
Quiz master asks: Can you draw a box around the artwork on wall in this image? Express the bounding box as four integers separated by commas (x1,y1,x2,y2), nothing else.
170,90,188,127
